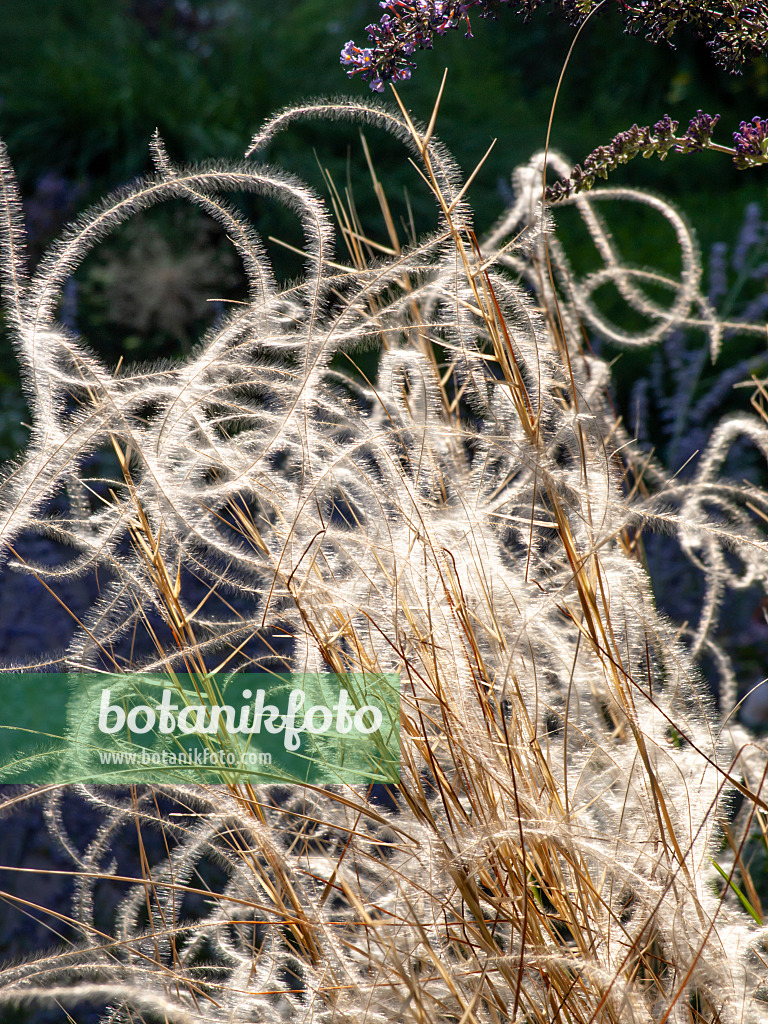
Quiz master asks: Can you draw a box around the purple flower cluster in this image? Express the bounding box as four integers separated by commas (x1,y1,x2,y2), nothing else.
340,1,510,92
676,110,721,153
545,111,721,202
733,117,768,170
342,0,768,90
620,0,767,70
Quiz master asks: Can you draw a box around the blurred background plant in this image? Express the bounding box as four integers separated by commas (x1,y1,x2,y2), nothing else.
77,207,241,355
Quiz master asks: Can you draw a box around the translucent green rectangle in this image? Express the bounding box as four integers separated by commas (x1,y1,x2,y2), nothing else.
0,673,400,785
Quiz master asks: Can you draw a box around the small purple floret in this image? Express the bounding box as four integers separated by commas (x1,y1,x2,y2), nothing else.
733,116,768,169
340,1,512,91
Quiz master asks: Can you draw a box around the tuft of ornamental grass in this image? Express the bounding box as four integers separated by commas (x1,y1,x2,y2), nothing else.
0,86,767,1023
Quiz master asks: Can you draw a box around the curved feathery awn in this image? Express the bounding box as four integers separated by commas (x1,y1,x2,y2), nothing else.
0,99,767,1024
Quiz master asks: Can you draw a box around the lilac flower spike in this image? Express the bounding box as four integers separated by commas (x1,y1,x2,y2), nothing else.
545,111,722,202
546,110,768,202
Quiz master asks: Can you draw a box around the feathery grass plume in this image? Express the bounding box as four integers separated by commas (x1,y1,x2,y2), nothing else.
1,95,768,1023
